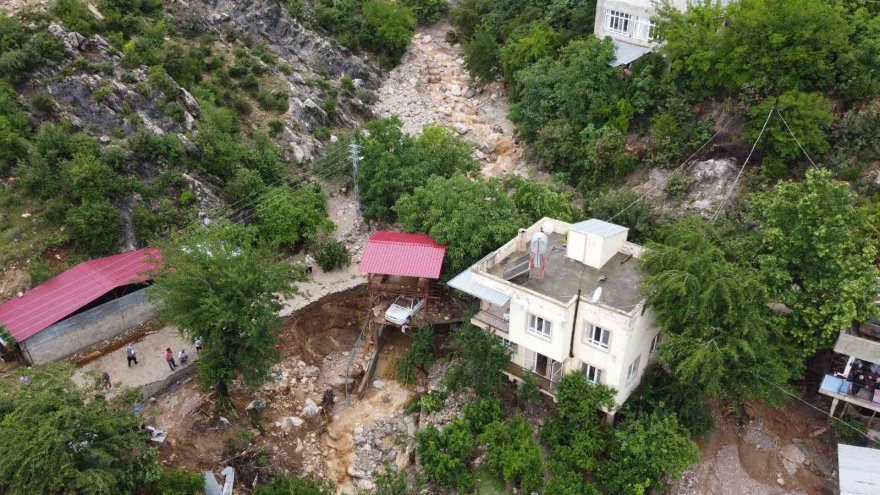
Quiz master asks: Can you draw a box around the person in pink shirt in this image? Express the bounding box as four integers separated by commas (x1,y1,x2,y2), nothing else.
164,348,177,371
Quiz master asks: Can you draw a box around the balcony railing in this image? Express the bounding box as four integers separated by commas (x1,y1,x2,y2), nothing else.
473,309,509,333
505,362,559,392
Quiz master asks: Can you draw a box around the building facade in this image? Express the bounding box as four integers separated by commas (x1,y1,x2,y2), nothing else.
449,218,660,408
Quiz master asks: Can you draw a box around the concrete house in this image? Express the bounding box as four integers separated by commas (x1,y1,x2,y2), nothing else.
449,218,660,410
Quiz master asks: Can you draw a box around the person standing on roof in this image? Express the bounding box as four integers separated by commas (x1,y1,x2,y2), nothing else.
125,344,138,367
164,348,177,371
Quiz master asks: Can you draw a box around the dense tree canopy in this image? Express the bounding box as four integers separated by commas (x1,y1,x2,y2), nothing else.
443,323,512,396
748,169,879,356
642,217,801,405
256,184,334,250
394,174,524,278
0,365,159,495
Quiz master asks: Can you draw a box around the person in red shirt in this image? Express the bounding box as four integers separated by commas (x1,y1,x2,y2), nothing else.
164,348,177,371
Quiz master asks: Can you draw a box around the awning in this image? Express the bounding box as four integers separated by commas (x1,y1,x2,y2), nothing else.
839,444,880,495
835,332,880,363
447,270,510,307
610,39,652,67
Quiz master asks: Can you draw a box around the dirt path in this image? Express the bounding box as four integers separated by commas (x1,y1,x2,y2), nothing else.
72,325,196,394
375,22,530,178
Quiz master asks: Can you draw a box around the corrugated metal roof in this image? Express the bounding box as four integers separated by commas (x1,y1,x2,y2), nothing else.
835,332,880,363
447,270,511,307
610,39,652,67
570,219,628,238
0,248,160,342
839,444,880,495
358,231,446,279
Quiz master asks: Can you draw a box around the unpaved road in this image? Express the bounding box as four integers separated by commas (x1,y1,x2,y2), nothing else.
375,22,530,178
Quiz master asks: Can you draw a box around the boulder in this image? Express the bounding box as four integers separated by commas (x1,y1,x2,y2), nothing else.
280,416,304,430
302,398,320,418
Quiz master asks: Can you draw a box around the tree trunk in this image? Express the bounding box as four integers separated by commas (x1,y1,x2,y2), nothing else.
214,378,232,417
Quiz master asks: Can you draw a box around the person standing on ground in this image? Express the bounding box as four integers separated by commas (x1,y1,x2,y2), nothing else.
178,349,189,365
195,337,202,353
305,254,314,276
164,348,177,371
125,344,138,367
102,371,112,390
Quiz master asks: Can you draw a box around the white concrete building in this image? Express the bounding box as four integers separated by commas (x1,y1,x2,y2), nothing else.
449,218,661,408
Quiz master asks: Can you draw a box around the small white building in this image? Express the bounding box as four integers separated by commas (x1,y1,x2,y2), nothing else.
449,218,660,409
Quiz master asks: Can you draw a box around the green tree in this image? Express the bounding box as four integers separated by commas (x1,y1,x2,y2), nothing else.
600,411,699,495
224,167,266,204
836,7,880,100
462,396,504,434
748,91,834,177
256,185,334,250
396,327,435,385
509,177,577,223
415,124,479,178
360,0,415,67
480,415,544,493
748,169,879,356
541,372,615,475
416,418,476,489
400,0,447,23
500,22,562,91
65,201,121,257
642,217,801,405
516,370,541,405
443,323,512,396
367,465,424,494
195,104,246,179
0,365,160,495
631,363,714,437
0,81,30,175
394,174,524,277
463,27,501,86
314,238,350,271
355,117,423,221
149,221,301,410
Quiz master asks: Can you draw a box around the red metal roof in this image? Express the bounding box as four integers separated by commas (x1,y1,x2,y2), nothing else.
0,248,161,343
359,231,445,279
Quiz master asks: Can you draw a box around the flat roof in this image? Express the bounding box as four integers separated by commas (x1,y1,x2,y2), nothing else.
570,219,628,238
486,232,643,309
839,444,880,495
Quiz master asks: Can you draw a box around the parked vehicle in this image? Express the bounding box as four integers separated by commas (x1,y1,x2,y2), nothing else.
384,296,425,325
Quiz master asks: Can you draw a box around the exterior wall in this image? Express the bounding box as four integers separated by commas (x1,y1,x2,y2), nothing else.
583,230,627,269
505,291,574,364
21,288,156,365
611,304,660,404
594,0,688,47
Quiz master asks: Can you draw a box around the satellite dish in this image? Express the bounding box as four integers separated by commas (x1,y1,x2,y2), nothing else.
590,287,603,303
542,221,556,234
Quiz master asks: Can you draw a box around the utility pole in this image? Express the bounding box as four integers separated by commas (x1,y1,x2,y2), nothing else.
349,142,360,212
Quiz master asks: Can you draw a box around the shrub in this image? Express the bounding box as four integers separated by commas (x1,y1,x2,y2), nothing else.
360,0,416,67
128,131,184,162
64,153,118,201
148,65,179,98
65,201,121,257
630,363,714,438
268,119,284,137
396,327,435,384
500,22,562,90
599,411,699,495
224,167,266,204
195,104,246,179
314,238,350,271
480,415,544,493
340,75,356,93
133,199,187,247
516,370,541,405
27,258,58,286
462,397,504,435
29,92,56,116
416,418,476,489
442,323,512,396
256,184,334,249
254,475,335,495
835,98,880,162
509,177,577,222
371,465,424,494
255,89,290,112
149,468,203,495
463,27,500,86
665,172,691,201
400,0,447,24
50,0,98,35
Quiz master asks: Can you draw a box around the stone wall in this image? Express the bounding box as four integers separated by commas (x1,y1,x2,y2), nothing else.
21,288,156,365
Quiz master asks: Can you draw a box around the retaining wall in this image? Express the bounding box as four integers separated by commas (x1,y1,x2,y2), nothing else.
22,288,156,365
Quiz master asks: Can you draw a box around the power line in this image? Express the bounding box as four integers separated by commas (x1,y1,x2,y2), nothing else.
710,107,774,223
3,155,356,328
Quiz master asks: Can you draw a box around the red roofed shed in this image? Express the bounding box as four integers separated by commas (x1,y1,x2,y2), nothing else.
359,231,445,279
0,248,161,364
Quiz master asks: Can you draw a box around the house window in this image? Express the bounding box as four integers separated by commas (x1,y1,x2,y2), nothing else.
499,336,518,353
584,323,610,350
605,9,631,35
626,355,641,385
528,314,552,339
650,333,661,355
633,17,656,41
582,362,604,385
